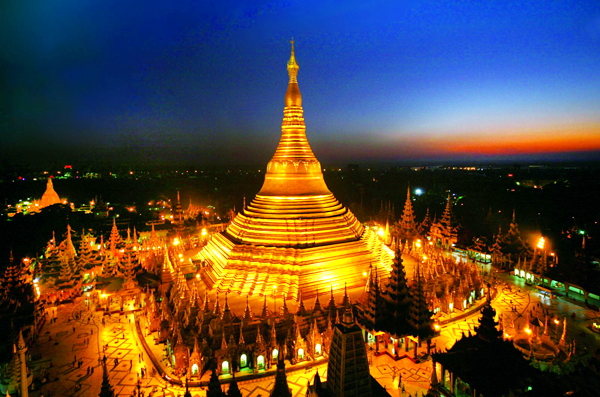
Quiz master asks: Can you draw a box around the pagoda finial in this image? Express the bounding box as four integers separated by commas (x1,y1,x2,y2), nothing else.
285,38,301,105
342,281,350,307
203,290,211,312
288,38,298,71
17,328,26,351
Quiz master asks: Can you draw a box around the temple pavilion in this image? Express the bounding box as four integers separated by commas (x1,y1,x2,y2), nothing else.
194,42,392,304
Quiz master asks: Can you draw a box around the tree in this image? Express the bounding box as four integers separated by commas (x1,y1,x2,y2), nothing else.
408,264,434,355
361,266,385,331
207,370,224,397
382,241,411,336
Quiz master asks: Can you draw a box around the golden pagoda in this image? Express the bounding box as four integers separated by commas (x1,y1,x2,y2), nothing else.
39,177,61,209
196,41,392,302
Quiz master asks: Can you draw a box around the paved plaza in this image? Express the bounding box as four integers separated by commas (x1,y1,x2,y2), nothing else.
22,270,600,397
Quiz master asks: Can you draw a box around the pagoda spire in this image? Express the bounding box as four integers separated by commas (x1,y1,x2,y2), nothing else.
342,282,350,308
270,352,292,397
297,291,307,316
203,291,211,312
244,296,252,320
65,224,77,258
222,293,231,322
213,293,221,316
282,296,290,315
17,329,28,397
400,185,417,240
258,40,330,197
313,287,322,313
262,295,269,318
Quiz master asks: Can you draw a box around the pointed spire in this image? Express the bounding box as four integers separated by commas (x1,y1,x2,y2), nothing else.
244,296,252,320
270,349,292,397
203,291,211,312
297,291,307,316
342,282,350,308
17,329,26,351
282,296,290,316
287,38,299,82
222,293,231,322
255,325,265,345
193,336,200,356
238,323,245,345
208,370,224,397
221,331,228,350
213,293,221,316
228,373,242,397
314,369,322,390
270,321,277,344
63,224,77,259
313,287,322,313
262,295,270,318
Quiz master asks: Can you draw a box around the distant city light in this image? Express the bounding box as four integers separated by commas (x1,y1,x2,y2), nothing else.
415,188,423,196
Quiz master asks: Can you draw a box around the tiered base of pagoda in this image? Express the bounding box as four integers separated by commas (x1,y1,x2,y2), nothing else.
226,194,364,246
194,227,393,301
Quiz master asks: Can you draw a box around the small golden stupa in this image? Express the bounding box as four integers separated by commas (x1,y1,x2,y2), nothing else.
40,177,61,209
196,41,391,302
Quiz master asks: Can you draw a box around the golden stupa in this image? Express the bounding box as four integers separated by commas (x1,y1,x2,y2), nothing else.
196,42,392,301
40,177,61,208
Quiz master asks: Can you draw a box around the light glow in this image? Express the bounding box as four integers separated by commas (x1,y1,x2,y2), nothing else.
537,237,545,250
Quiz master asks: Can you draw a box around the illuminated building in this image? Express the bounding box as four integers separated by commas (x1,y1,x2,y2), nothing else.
39,177,62,209
307,309,391,397
196,42,392,302
429,195,458,249
398,186,417,242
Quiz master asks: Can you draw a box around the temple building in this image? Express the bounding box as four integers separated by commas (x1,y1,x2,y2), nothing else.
429,195,459,250
307,309,391,397
430,292,533,397
194,42,392,303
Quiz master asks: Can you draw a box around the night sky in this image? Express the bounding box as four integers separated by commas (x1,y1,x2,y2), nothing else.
1,0,600,167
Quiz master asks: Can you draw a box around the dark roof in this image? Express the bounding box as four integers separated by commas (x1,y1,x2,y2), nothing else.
433,333,533,397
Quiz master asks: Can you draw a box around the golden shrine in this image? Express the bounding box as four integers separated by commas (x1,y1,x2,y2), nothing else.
195,42,392,302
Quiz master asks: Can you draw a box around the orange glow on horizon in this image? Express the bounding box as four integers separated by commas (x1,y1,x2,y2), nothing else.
444,125,600,155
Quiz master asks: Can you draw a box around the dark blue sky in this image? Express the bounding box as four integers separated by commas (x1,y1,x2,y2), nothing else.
1,0,600,167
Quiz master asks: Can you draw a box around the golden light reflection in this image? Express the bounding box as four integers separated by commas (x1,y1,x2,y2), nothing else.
537,237,545,250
